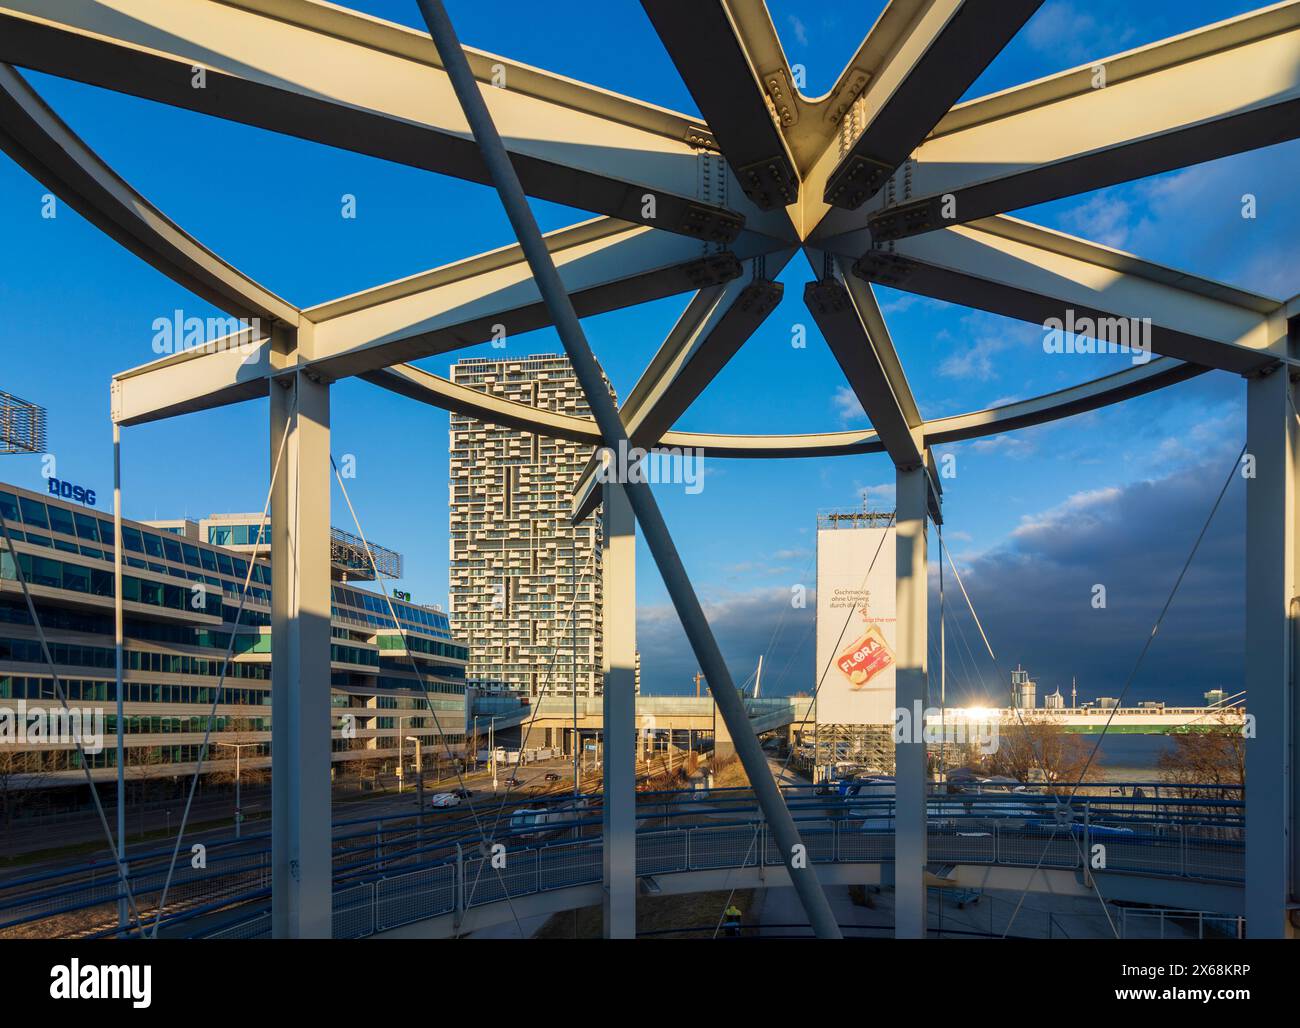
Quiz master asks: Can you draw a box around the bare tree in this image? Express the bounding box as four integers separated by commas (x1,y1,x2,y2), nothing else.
204,715,269,788
0,749,50,830
981,714,1101,792
124,744,169,806
1157,711,1244,799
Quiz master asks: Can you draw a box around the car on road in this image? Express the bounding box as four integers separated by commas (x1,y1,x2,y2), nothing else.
543,772,561,782
426,793,462,809
504,776,524,787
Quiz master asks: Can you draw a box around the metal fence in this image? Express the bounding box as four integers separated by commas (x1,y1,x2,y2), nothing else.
1120,907,1245,939
194,816,1245,941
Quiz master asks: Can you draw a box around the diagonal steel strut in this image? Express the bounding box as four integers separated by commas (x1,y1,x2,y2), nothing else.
414,0,842,940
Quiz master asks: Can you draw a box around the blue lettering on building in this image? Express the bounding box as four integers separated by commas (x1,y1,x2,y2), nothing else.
46,477,97,507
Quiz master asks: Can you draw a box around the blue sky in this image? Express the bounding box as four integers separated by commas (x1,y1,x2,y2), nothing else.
0,1,1292,702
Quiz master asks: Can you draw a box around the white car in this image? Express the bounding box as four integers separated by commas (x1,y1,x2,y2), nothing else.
427,793,462,809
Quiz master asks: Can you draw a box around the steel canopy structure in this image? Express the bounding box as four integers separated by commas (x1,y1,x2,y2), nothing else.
0,0,1296,939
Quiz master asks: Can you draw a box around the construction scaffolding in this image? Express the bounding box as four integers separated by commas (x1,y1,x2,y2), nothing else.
817,509,896,530
0,391,46,455
330,526,403,580
795,723,896,780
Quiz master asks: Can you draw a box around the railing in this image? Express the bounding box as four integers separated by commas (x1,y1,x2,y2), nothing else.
1119,906,1245,939
467,696,805,722
0,784,1244,938
197,812,1245,941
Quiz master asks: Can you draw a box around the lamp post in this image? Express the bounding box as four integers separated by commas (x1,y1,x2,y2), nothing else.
471,715,501,791
406,735,424,842
213,741,256,839
396,714,418,793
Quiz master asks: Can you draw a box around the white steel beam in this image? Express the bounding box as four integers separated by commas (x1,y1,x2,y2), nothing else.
894,452,934,938
784,0,935,177
805,265,923,469
0,0,784,241
1243,315,1299,938
722,0,819,171
304,219,757,380
112,217,769,423
839,216,1283,374
270,365,334,939
370,361,891,459
112,328,278,427
366,350,1208,462
601,484,637,938
0,62,296,325
923,358,1208,444
863,2,1300,241
819,0,1042,213
569,259,789,521
641,0,799,212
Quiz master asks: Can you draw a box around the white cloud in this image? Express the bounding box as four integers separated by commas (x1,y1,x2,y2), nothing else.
1058,193,1145,249
1010,485,1122,542
1023,1,1137,65
831,385,867,425
787,14,809,46
857,481,896,508
939,334,1010,381
772,547,811,561
968,434,1035,458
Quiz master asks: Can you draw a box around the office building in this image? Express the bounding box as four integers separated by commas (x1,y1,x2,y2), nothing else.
0,481,468,797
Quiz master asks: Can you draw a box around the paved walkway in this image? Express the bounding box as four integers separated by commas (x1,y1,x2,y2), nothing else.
753,884,1200,939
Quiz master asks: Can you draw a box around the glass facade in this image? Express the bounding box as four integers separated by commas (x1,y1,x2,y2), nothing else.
0,481,468,786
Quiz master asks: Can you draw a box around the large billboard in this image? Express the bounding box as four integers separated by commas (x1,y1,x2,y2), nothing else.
816,525,896,725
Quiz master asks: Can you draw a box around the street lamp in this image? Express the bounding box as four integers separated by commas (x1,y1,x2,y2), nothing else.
490,716,499,792
213,741,256,839
396,714,419,792
473,714,501,792
406,735,425,846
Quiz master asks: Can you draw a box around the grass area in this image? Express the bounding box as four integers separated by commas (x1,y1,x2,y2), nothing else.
534,888,758,940
710,756,753,790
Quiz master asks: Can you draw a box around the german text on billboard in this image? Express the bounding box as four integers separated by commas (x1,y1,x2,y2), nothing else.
816,526,895,725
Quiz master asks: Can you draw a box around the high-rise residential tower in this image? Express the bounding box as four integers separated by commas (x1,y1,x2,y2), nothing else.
449,354,607,699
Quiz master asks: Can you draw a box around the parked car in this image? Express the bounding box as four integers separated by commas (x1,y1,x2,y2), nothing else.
427,792,462,809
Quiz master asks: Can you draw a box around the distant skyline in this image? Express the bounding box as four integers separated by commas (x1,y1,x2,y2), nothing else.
1,0,1288,703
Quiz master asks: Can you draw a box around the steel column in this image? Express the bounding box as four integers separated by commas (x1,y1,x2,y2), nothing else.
601,484,637,938
270,368,333,939
112,421,126,935
416,0,841,939
1244,327,1298,939
894,458,931,938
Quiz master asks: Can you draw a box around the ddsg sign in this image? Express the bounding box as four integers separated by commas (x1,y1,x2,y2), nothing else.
47,477,96,507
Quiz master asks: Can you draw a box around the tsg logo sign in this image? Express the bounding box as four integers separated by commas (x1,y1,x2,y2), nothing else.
47,477,97,507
